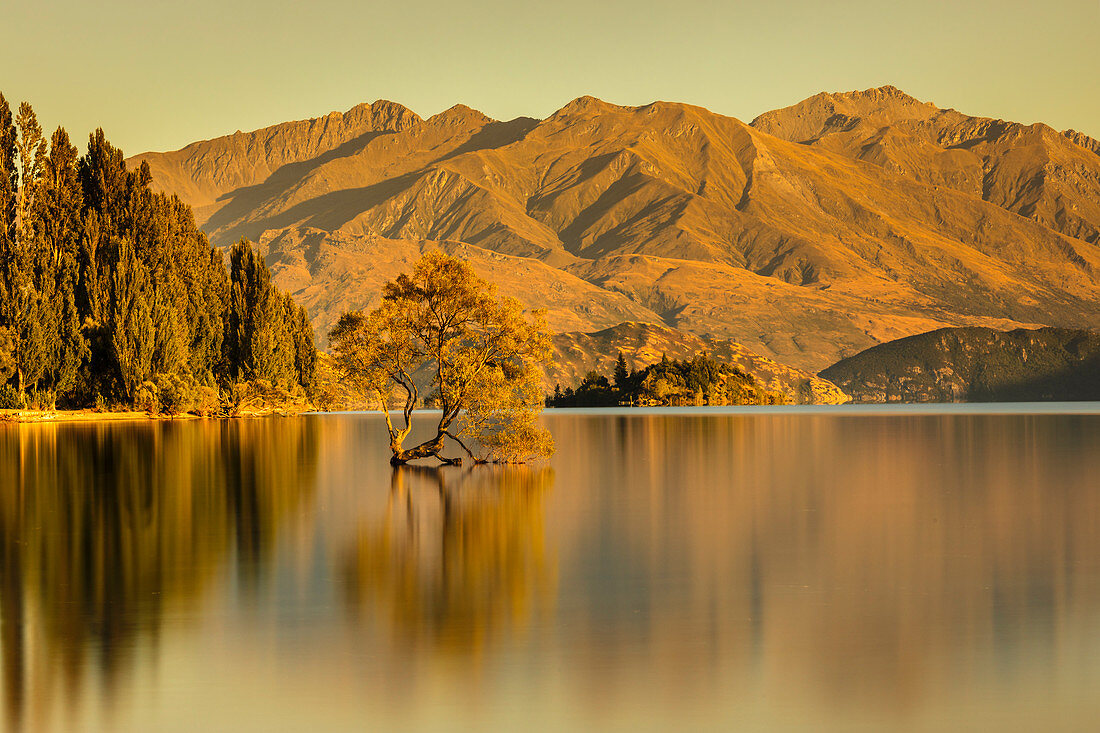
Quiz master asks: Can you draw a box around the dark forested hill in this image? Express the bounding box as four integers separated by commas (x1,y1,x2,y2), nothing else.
820,327,1100,402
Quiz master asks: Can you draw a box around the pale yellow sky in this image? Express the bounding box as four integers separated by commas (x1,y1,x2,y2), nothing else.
3,0,1097,155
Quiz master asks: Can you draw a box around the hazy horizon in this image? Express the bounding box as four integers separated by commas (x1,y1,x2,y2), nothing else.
3,0,1097,155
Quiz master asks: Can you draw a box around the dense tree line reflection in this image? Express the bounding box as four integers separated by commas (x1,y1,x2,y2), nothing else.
0,420,319,731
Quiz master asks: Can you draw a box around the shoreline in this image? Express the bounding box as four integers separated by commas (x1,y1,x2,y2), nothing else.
0,408,311,424
0,410,198,424
9,401,1100,425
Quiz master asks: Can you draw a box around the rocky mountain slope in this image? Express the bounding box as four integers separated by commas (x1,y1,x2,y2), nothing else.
820,327,1100,402
752,85,1100,245
255,228,659,337
130,88,1100,373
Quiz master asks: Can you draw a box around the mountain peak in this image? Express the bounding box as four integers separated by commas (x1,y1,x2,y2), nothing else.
1063,128,1100,155
751,85,936,140
427,104,493,127
346,99,422,130
828,85,934,115
554,95,620,117
847,84,917,102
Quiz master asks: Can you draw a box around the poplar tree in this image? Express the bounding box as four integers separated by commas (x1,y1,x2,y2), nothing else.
0,94,15,246
104,234,155,401
78,129,135,401
226,239,276,383
225,240,317,394
37,127,87,398
0,102,50,400
292,302,317,395
0,95,17,400
191,246,228,379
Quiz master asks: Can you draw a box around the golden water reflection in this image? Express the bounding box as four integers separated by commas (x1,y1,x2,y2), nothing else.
545,412,1100,727
341,465,555,658
1,411,1099,731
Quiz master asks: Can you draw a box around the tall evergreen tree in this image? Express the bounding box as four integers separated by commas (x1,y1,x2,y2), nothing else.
36,127,87,400
614,351,628,390
5,103,50,398
77,130,162,401
273,292,296,386
77,130,132,401
79,129,130,235
0,95,15,246
105,234,155,401
0,95,18,397
292,302,317,395
191,245,228,380
226,239,275,383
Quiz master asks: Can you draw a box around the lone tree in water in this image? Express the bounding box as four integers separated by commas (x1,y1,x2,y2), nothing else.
329,251,554,466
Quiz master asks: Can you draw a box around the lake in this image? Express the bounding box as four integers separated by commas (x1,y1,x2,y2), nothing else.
2,407,1100,732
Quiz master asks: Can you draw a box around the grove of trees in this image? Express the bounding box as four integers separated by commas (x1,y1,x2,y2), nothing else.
0,94,315,412
548,352,788,407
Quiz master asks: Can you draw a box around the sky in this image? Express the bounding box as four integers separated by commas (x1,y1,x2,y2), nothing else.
2,0,1097,155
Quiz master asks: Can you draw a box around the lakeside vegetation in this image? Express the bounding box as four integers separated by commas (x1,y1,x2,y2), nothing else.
548,352,788,407
0,95,316,415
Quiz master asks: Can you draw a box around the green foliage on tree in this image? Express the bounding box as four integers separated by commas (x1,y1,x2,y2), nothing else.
613,351,628,390
38,127,88,397
225,240,316,395
1,100,50,402
0,95,317,413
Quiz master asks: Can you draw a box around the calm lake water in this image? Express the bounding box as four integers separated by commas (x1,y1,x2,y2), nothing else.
2,407,1100,732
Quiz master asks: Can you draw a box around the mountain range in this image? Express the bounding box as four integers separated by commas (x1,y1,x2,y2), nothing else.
129,86,1100,376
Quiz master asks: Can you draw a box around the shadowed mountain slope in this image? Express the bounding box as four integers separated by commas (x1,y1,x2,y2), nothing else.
820,326,1100,403
129,90,1100,372
135,100,423,224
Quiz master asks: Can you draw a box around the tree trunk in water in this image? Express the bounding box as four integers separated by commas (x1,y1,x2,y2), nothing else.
389,432,462,467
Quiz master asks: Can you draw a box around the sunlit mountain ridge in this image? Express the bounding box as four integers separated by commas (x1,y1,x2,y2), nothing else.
130,87,1100,373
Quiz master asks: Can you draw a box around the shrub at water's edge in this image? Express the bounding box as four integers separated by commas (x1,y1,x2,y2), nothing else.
0,94,316,415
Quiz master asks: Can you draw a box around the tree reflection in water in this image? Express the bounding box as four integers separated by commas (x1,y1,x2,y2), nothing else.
0,420,319,732
341,464,556,658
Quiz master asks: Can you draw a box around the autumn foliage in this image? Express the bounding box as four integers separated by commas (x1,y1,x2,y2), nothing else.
329,252,553,465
